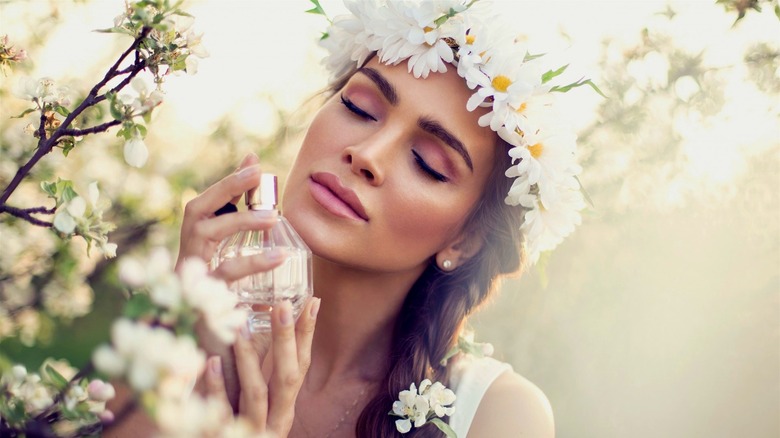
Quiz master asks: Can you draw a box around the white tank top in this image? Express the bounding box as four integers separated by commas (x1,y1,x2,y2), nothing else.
448,356,512,437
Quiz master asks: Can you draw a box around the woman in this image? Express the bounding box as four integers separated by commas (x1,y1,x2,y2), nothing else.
176,1,585,436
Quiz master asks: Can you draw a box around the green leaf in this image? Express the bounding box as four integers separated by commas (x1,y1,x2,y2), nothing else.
123,293,156,319
524,51,545,62
109,96,124,121
61,185,78,203
54,104,71,117
775,3,780,20
11,107,37,119
44,363,70,391
430,418,458,438
135,124,148,138
93,27,136,36
305,0,327,16
60,138,75,157
541,64,568,84
41,181,57,197
173,9,194,18
550,78,607,98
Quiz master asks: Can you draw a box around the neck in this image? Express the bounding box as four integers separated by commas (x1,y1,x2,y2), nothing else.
304,255,424,391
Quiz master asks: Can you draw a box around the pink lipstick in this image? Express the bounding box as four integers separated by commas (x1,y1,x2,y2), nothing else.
309,172,369,222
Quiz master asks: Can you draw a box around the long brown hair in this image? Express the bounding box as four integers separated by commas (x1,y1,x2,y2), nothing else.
326,58,526,437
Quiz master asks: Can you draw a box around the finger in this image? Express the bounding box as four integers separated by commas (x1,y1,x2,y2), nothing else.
230,153,261,205
191,209,278,248
235,325,269,430
204,356,231,408
211,249,288,283
266,300,301,433
295,297,319,376
185,164,262,219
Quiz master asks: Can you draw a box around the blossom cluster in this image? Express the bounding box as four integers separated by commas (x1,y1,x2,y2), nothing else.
319,0,593,262
0,360,114,434
90,247,255,435
118,248,248,345
92,318,205,394
49,181,118,258
110,0,209,77
391,379,456,435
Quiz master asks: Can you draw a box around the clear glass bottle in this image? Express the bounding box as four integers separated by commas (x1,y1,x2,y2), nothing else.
211,174,313,332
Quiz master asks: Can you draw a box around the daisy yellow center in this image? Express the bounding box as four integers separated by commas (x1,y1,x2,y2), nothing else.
424,26,434,33
491,75,512,92
529,142,544,158
466,34,476,44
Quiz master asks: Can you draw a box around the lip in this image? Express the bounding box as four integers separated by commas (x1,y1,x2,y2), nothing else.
309,172,369,222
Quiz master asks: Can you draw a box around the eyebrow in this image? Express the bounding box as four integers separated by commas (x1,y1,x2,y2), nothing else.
418,118,474,172
357,67,474,172
358,67,398,105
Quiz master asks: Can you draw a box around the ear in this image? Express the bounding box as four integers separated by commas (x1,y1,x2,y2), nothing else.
435,229,484,271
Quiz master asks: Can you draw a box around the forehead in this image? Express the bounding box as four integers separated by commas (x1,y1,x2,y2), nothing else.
356,58,498,170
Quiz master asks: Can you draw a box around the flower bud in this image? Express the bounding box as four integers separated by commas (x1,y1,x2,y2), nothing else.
87,379,116,402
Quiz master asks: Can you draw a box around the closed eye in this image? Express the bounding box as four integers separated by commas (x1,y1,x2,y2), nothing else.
340,94,377,121
412,150,448,182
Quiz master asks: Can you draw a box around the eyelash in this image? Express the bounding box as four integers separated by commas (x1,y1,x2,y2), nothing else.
341,93,448,183
413,150,448,182
340,94,376,121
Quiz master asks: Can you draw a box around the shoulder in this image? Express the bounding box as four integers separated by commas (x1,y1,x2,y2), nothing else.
466,369,555,438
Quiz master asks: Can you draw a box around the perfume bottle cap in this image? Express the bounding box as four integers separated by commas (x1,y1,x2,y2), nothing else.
246,174,277,210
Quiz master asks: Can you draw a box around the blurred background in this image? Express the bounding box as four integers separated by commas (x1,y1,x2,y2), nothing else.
1,1,778,437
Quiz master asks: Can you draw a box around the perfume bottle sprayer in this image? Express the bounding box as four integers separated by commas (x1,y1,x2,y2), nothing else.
211,174,313,332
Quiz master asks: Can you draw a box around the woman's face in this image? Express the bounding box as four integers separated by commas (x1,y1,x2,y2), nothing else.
283,58,496,274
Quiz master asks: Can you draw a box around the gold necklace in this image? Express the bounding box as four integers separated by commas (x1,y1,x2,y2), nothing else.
294,385,370,438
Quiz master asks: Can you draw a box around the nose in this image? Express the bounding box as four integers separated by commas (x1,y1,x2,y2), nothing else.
342,131,400,186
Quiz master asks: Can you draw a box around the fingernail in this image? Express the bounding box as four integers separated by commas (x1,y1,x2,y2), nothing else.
279,300,293,326
309,297,321,319
240,323,251,340
252,209,277,219
209,356,222,376
237,165,259,180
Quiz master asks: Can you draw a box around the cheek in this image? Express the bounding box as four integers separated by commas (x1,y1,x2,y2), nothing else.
377,186,473,259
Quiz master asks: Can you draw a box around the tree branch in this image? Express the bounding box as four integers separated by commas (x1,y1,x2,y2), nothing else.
61,119,122,137
0,204,55,227
0,27,151,207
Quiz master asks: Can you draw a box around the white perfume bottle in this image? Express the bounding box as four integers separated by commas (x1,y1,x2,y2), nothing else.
212,174,313,332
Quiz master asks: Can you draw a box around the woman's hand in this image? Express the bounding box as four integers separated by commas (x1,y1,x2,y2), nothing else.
205,297,320,437
176,152,283,279
179,152,288,408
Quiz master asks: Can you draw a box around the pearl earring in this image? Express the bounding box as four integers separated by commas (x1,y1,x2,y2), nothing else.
442,260,453,270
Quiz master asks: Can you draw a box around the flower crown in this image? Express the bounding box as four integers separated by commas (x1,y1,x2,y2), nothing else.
312,0,597,263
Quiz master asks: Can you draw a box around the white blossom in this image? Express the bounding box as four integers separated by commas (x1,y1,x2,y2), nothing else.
15,76,70,106
92,318,205,393
178,258,248,344
392,378,456,434
123,136,149,168
119,77,164,113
